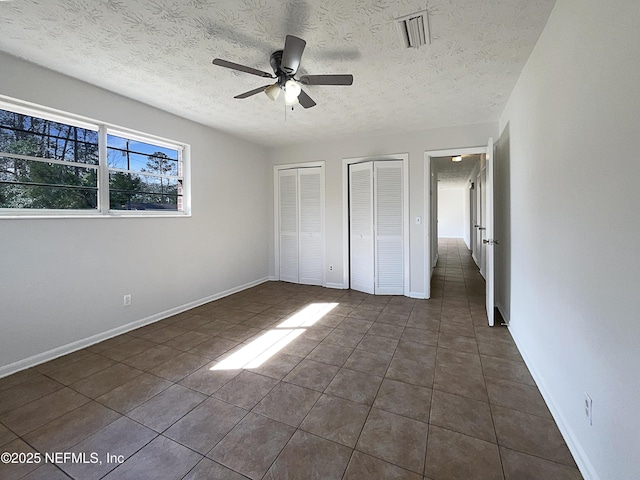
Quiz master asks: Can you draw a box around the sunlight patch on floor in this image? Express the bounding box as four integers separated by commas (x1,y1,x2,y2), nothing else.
209,303,338,370
210,302,339,370
277,302,339,328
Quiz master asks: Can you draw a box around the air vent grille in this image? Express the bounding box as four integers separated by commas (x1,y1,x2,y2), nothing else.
396,10,430,49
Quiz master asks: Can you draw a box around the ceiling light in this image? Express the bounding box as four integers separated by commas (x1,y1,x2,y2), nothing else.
452,156,462,162
264,83,281,101
285,95,299,106
284,79,301,106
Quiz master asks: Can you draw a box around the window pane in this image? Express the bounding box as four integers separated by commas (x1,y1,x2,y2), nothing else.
1,156,97,187
0,183,97,209
107,134,179,176
107,150,178,175
0,156,98,209
0,110,98,165
109,172,181,211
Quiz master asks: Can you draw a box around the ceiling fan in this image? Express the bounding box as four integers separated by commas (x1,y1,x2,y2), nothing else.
212,35,354,109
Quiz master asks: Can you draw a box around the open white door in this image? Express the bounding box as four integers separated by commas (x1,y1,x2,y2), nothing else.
485,137,495,326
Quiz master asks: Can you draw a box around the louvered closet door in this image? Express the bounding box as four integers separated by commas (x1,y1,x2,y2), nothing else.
349,162,375,294
298,168,323,285
279,169,299,283
375,161,404,295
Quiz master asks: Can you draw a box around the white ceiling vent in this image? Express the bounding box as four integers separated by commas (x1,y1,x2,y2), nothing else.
396,10,430,49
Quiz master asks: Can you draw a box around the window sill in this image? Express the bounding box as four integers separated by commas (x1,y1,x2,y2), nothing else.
0,211,191,219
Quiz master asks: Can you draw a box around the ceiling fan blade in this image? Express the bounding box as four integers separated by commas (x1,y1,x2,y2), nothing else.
234,85,273,99
298,89,316,109
299,74,354,86
212,58,274,78
281,35,306,75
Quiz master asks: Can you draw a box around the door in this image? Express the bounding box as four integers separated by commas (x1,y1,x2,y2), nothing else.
374,161,404,295
278,167,323,285
349,162,375,294
298,168,323,285
474,171,483,269
470,181,477,264
480,167,487,277
349,161,404,295
279,169,298,283
484,137,495,326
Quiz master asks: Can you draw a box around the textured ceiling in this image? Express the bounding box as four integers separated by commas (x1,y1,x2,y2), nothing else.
0,0,556,147
433,154,480,189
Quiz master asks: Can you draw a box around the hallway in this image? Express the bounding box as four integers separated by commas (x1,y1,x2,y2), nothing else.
0,239,581,479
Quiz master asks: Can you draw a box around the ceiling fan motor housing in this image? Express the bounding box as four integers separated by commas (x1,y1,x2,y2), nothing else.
270,50,289,86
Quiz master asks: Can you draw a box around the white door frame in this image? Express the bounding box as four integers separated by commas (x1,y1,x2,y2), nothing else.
424,146,487,299
273,161,326,286
485,137,496,326
473,170,482,268
342,154,410,296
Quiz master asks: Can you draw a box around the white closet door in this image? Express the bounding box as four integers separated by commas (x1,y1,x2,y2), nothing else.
349,162,375,294
375,161,404,294
298,167,323,285
279,169,298,283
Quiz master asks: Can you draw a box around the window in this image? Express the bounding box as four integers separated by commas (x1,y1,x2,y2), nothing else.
0,109,99,210
0,100,187,216
107,133,183,211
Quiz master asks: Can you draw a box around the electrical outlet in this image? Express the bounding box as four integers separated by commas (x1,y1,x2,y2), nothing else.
584,393,593,425
123,294,132,307
329,265,334,271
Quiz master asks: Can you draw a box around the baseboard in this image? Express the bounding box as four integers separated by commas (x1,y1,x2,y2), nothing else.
326,282,347,290
408,291,427,299
508,323,599,480
0,276,272,379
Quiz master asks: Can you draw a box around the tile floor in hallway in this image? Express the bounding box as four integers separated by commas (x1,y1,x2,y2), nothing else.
0,239,582,480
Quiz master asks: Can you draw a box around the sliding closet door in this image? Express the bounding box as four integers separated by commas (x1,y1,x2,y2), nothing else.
277,166,323,286
349,162,375,294
298,168,323,285
279,169,299,283
349,160,404,295
374,161,404,295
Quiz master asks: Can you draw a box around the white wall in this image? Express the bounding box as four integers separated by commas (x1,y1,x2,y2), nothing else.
268,123,497,297
437,188,465,238
0,53,271,374
499,0,640,478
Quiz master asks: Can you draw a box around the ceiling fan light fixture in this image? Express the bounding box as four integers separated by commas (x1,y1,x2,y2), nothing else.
265,83,281,101
284,93,300,106
284,79,302,105
285,79,301,96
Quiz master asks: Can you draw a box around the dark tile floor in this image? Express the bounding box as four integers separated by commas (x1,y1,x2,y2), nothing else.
0,239,583,479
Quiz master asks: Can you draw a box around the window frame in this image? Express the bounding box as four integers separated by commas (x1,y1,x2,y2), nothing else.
0,97,190,218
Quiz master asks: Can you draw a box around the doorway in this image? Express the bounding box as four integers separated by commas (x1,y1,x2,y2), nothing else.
424,140,497,325
425,148,486,288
